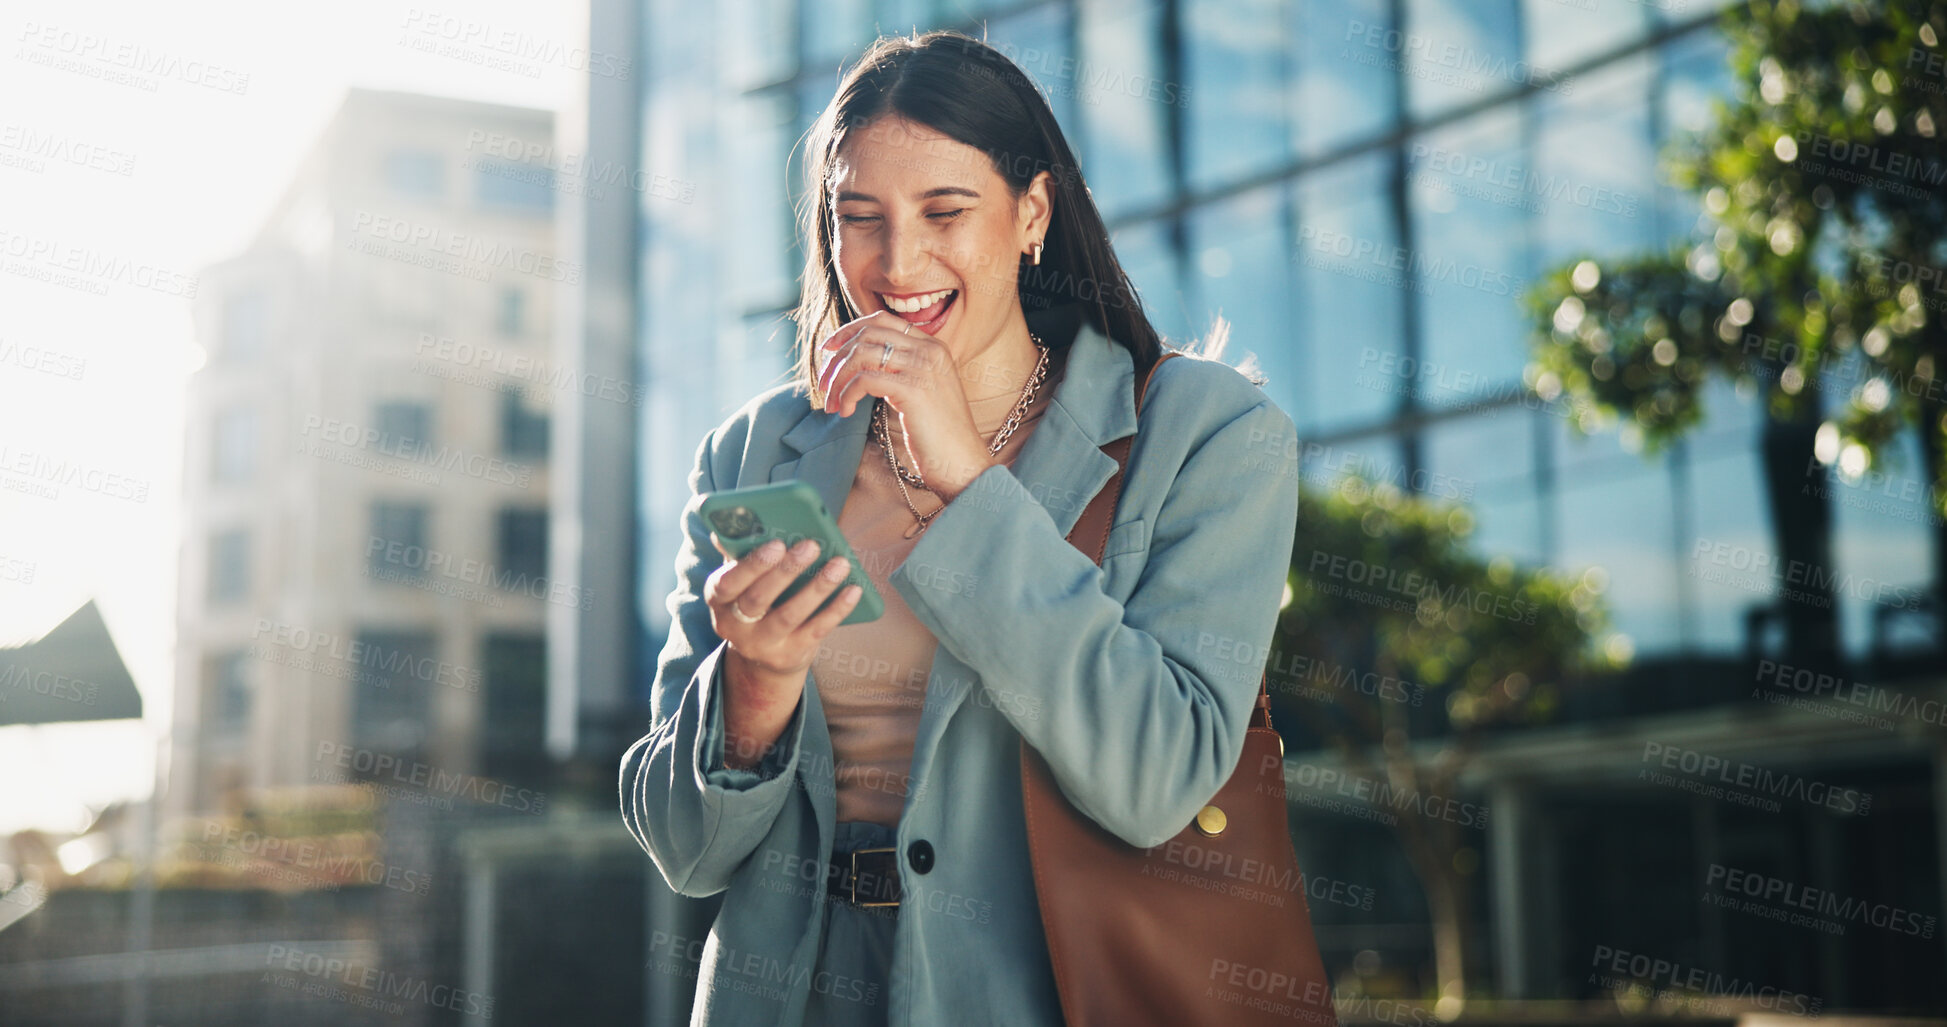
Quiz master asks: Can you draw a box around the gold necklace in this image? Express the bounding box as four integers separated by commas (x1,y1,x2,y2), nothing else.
873,332,1050,539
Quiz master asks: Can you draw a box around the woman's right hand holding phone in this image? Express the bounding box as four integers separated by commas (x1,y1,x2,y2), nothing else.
704,535,862,769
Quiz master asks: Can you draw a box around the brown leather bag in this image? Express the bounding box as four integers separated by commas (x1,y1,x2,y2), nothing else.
1021,349,1338,1026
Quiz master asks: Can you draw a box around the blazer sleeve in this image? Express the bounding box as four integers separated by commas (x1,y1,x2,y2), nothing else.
618,425,811,898
889,393,1299,849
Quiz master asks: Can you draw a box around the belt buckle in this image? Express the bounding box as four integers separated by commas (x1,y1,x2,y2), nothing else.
849,846,899,908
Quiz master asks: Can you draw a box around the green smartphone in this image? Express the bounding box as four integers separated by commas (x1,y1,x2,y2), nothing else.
699,480,884,626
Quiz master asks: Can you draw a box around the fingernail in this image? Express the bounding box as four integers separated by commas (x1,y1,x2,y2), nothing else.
821,557,850,581
791,539,820,559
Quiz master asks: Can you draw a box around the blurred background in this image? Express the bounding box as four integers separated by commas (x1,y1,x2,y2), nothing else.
2,0,1943,1023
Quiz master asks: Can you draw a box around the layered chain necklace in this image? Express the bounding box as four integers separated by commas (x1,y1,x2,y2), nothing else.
871,331,1050,539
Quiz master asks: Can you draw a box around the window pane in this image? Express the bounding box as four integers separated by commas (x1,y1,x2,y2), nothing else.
1110,218,1190,348
370,502,429,579
212,406,257,484
1657,28,1733,244
1076,0,1173,220
728,92,796,312
1400,0,1522,121
1182,0,1292,192
222,290,267,360
351,629,435,758
1533,52,1657,266
483,633,548,781
1295,150,1405,433
498,286,527,336
724,0,794,88
1553,418,1679,654
501,385,550,459
211,651,252,738
1187,184,1299,413
1522,0,1649,72
474,157,555,214
1425,408,1542,563
375,401,433,454
987,5,1075,130
801,0,873,66
383,148,445,200
1830,428,1935,661
1294,0,1396,158
208,529,249,604
1406,105,1534,407
498,508,550,583
1297,432,1404,497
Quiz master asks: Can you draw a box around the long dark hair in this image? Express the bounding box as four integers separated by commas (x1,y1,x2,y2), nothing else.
791,30,1171,407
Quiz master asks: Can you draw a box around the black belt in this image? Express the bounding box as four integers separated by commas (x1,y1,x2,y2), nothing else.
827,846,901,908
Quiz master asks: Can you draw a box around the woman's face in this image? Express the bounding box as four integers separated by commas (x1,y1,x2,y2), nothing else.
828,115,1051,354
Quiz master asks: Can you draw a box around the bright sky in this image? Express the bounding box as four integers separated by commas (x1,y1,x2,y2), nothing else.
0,0,581,836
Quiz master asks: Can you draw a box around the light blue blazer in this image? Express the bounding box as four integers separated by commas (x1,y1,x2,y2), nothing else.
620,318,1301,1026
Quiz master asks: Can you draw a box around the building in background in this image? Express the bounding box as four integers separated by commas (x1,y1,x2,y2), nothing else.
172,87,556,825
588,0,1944,1017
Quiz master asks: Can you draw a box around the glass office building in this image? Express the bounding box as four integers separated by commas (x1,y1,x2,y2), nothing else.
619,0,1943,1010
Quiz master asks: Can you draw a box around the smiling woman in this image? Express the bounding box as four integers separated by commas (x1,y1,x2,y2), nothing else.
621,28,1316,1027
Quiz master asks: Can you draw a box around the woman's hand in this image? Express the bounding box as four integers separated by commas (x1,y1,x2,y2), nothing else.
704,533,861,769
816,310,997,502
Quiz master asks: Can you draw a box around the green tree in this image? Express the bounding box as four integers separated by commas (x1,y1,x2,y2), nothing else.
1274,477,1621,1007
1526,0,1947,674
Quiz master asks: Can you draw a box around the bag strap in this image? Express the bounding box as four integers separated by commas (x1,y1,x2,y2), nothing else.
1069,349,1275,733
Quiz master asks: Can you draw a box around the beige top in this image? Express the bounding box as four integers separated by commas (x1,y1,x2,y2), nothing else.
813,350,1065,826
